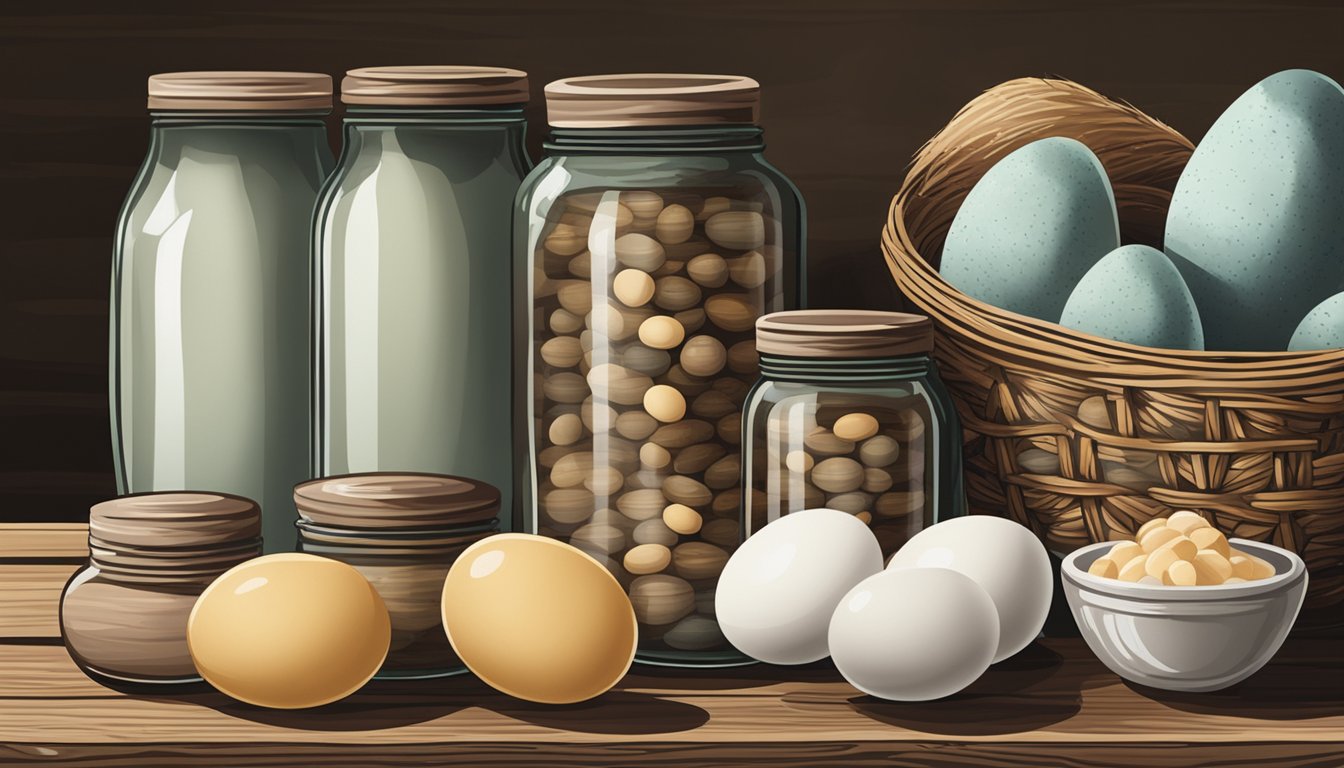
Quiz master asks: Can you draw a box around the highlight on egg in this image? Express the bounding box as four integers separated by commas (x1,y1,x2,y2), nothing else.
187,553,391,709
715,508,883,665
441,533,637,705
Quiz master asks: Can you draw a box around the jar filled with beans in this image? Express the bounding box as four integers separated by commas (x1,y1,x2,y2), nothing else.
743,311,966,556
515,74,804,667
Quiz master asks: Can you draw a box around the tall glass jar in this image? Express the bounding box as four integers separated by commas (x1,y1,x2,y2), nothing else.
314,67,531,531
60,492,261,684
743,311,966,556
111,72,334,553
515,74,805,667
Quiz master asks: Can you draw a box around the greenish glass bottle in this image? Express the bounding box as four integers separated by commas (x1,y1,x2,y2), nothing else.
111,72,334,553
313,67,531,531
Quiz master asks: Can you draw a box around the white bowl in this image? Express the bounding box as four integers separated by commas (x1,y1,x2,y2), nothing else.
1061,539,1306,692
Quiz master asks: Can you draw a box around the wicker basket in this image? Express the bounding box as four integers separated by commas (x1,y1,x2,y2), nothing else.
883,77,1344,608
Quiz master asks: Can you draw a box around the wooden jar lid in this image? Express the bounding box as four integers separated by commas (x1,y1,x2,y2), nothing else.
341,65,530,106
294,473,501,530
755,310,934,358
147,71,332,111
544,73,759,128
89,492,261,550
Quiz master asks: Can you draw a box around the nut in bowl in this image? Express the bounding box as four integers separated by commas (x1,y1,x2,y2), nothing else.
1062,537,1306,693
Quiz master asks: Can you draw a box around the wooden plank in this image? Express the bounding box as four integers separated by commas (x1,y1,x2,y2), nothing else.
2,741,1342,768
0,564,78,638
0,523,87,560
0,640,1341,747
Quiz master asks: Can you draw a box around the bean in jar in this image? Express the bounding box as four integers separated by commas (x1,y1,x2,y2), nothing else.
517,74,804,667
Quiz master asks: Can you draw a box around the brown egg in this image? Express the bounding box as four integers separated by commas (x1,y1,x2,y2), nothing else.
187,553,390,709
441,534,636,704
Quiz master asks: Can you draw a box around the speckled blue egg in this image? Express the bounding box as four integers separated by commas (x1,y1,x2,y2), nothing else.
1059,245,1204,350
1288,292,1344,351
939,137,1120,321
1165,69,1344,351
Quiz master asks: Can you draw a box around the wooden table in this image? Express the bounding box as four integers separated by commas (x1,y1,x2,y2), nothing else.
2,523,1342,767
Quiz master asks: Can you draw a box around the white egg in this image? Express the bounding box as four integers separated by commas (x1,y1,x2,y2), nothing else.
716,508,883,664
828,568,999,701
887,516,1051,663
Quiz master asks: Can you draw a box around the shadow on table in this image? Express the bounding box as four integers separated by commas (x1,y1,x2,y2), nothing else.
843,643,1084,736
1125,651,1344,721
114,672,710,735
627,658,839,691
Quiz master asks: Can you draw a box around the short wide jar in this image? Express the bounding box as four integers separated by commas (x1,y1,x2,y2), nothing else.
743,311,967,555
60,492,262,684
294,473,500,679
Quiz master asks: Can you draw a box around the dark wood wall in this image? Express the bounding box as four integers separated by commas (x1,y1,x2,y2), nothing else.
3,0,1341,521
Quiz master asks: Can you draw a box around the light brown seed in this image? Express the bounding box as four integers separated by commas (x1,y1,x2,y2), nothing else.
548,413,584,446
674,307,706,334
621,190,664,222
543,372,589,404
550,308,583,334
704,455,741,490
700,518,740,548
650,419,715,449
1078,395,1112,430
785,450,815,474
861,467,893,493
638,315,685,349
624,543,672,575
663,503,703,535
717,412,742,444
696,196,732,221
540,441,587,469
859,435,900,467
655,204,694,244
570,522,625,555
616,488,668,521
581,396,616,432
875,490,924,518
542,487,595,525
625,468,667,491
587,363,653,406
804,427,855,457
651,259,685,278
673,542,730,580
727,250,768,288
855,511,873,525
663,475,713,507
712,377,750,404
705,211,766,250
556,280,593,315
686,253,729,288
640,442,672,470
629,574,694,626
566,249,594,280
615,410,659,441
704,293,757,332
550,451,595,488
680,335,727,377
613,268,655,307
653,275,702,311
620,344,671,377
644,384,687,423
632,517,679,547
833,413,880,442
584,466,625,496
661,365,712,397
615,233,665,271
825,491,873,515
673,443,727,475
544,219,588,256
539,336,583,368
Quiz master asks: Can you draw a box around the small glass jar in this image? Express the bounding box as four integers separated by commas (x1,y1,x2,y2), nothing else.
743,311,967,555
60,492,262,684
313,67,531,531
515,74,805,668
293,473,500,679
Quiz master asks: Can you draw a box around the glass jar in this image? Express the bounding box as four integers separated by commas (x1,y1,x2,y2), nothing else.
313,67,531,531
111,72,335,553
293,473,500,678
60,492,262,684
743,311,966,556
515,74,805,667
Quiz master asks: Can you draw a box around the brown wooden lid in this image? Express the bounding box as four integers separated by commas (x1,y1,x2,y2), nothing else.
294,473,501,529
755,310,934,358
341,65,529,106
147,71,332,111
544,74,759,127
89,492,261,550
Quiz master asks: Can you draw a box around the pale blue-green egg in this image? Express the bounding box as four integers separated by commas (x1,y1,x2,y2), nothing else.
1165,69,1344,351
1288,292,1344,351
1059,244,1204,350
939,137,1120,321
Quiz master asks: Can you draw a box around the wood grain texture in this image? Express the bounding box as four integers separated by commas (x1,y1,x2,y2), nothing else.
0,524,87,560
2,1,1343,522
0,564,78,638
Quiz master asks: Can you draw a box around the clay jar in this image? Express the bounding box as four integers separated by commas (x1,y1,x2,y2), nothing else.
293,473,500,679
59,492,262,684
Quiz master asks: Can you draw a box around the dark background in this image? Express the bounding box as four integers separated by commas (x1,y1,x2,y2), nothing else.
2,0,1342,521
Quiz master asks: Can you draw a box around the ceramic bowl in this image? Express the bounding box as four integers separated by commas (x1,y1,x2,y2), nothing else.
1061,539,1306,692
